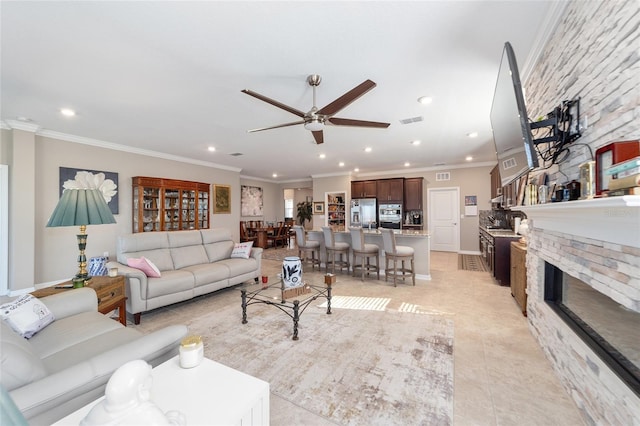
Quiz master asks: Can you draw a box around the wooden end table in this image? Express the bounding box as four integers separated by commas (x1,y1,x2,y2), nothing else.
31,275,127,326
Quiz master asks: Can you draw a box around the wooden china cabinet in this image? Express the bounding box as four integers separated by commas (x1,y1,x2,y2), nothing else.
132,176,210,233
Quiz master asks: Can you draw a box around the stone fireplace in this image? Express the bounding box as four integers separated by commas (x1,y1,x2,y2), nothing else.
517,197,640,425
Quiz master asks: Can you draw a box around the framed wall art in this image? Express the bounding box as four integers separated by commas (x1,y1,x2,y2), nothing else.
241,185,263,216
313,201,325,214
59,167,119,214
213,184,231,214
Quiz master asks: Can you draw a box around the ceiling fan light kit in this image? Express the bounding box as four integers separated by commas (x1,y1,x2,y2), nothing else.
242,74,390,145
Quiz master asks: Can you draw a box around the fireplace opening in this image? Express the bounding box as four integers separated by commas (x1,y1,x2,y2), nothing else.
544,262,640,396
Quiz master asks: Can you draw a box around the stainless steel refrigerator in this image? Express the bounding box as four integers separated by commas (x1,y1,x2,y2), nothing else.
350,198,377,228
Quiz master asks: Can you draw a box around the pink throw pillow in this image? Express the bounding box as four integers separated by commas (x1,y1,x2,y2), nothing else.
127,257,161,278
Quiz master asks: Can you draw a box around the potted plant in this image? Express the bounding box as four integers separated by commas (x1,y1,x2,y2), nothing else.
296,201,312,227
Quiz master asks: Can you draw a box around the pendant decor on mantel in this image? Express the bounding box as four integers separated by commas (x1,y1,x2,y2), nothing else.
282,256,302,288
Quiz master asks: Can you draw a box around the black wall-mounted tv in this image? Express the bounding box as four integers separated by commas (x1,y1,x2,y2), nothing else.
490,41,539,187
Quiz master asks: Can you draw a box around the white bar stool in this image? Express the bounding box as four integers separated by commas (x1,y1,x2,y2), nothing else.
380,228,415,286
322,226,350,274
292,225,321,270
349,227,380,280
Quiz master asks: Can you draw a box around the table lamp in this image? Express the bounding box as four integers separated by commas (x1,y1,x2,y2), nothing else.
46,188,116,286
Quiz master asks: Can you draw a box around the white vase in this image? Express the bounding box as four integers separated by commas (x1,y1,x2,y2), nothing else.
282,256,302,288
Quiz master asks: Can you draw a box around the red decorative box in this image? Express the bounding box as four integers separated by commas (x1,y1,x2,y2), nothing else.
595,140,640,195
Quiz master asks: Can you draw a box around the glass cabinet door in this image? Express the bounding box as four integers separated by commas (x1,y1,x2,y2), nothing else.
198,189,209,229
164,188,180,231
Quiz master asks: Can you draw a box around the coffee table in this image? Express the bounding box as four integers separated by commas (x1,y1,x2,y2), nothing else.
239,275,333,340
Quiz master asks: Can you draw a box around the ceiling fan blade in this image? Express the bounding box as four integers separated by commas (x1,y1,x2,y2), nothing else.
328,117,390,128
241,89,306,118
247,120,305,133
317,80,377,116
312,130,324,144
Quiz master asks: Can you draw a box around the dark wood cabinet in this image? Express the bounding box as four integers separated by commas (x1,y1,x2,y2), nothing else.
132,176,209,233
351,180,377,198
377,178,404,202
494,235,521,286
490,165,501,200
403,178,423,211
510,241,527,316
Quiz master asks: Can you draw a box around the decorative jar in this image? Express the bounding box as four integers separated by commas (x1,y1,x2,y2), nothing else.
179,335,203,369
282,256,302,288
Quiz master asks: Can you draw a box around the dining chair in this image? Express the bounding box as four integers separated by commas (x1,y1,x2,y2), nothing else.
349,227,379,280
322,226,350,274
380,228,415,286
267,222,287,248
292,225,321,270
240,221,257,243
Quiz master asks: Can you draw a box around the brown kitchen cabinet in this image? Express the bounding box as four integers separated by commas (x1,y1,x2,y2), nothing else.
404,177,423,211
132,176,209,233
510,241,527,316
377,178,404,202
351,180,377,198
490,165,502,200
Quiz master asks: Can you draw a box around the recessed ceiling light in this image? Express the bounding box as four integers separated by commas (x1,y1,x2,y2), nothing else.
467,132,478,138
354,168,360,172
466,156,473,161
411,140,421,146
338,162,345,167
208,146,216,152
60,108,76,117
364,147,372,153
272,173,278,178
319,153,326,159
417,96,433,105
404,162,410,167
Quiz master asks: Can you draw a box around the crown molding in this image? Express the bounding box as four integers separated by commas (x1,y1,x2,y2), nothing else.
521,0,569,83
36,129,242,172
351,161,496,178
3,119,42,133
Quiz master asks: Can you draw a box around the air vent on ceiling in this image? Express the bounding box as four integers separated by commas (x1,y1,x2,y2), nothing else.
399,116,424,125
229,152,244,157
436,172,451,181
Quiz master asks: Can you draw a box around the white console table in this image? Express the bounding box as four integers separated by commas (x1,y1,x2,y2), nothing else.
54,356,270,425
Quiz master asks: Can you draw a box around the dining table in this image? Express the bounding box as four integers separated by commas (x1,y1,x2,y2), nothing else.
246,226,275,249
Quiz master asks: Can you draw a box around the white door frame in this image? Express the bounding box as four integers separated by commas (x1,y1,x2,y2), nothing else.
0,165,8,295
427,186,460,252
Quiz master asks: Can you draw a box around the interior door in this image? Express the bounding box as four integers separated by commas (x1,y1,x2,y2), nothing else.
428,187,460,252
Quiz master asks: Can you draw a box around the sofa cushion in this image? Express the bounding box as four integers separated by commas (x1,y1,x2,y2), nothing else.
218,258,260,277
28,311,123,360
118,232,169,256
182,263,230,287
0,322,48,391
145,270,195,299
168,231,209,269
127,256,161,277
0,294,55,339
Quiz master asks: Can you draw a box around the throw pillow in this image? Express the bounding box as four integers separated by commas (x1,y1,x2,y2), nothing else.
0,294,55,339
231,241,253,259
127,256,162,278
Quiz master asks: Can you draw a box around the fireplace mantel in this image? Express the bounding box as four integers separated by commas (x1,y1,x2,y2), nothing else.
513,195,640,248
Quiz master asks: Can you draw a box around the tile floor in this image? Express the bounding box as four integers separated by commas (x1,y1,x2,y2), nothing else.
262,251,585,425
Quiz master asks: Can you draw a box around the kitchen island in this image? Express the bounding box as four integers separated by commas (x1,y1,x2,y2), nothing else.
306,229,431,280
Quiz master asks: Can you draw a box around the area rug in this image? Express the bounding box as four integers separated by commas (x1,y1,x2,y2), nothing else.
261,247,299,261
187,302,454,425
458,254,488,272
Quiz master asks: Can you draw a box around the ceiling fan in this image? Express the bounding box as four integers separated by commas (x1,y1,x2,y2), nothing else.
241,74,390,144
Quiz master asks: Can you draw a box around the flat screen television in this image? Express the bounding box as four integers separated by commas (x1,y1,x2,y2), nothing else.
490,42,539,187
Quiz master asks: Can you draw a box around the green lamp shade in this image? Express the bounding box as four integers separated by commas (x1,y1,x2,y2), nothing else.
47,189,116,227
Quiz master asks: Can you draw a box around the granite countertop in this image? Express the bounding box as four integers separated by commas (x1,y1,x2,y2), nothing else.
479,226,519,238
311,229,430,237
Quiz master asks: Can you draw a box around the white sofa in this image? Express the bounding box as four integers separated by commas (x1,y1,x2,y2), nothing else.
111,228,262,324
0,287,187,424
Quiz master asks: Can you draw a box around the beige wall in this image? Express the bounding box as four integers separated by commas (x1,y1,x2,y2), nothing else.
2,126,492,290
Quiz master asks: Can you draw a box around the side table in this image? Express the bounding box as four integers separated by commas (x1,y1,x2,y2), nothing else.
31,275,127,326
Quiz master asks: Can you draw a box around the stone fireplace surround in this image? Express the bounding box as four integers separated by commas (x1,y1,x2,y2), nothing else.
516,196,640,425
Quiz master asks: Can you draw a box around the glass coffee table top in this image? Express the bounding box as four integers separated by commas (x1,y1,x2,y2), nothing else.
239,275,334,340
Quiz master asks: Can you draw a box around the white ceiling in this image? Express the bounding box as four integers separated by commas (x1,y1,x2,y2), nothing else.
1,1,565,182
